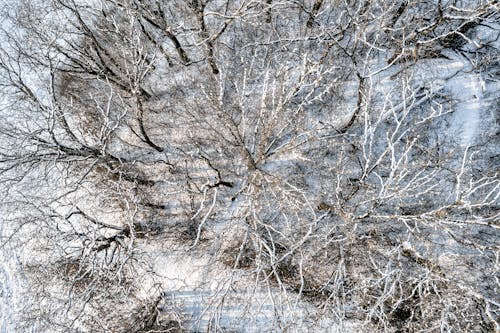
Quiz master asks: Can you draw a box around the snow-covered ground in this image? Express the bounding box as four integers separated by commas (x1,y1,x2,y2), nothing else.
0,2,498,331
1,57,496,333
443,54,497,147
0,223,24,332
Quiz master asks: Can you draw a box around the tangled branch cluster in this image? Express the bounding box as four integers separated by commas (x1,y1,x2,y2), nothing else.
0,0,498,332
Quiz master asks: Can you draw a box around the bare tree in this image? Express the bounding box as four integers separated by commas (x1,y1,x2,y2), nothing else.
0,0,498,332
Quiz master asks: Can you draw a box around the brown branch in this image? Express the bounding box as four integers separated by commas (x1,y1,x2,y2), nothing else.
138,14,190,65
196,3,220,74
136,97,164,152
306,0,323,28
339,74,365,133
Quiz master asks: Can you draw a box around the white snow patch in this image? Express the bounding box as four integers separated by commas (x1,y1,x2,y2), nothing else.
446,72,485,146
0,231,25,332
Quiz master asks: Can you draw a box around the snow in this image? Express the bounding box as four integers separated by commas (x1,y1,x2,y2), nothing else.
0,225,24,333
0,3,498,332
447,73,484,146
368,48,496,148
